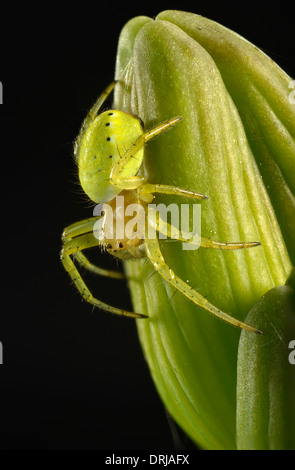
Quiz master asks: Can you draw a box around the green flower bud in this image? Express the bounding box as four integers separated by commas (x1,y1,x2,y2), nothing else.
157,10,295,263
114,11,294,449
237,284,295,450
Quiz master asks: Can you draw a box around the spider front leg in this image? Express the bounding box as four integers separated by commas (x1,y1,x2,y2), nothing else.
61,218,146,319
62,218,124,279
144,236,262,334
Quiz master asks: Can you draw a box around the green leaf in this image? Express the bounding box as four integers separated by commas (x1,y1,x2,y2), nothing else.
114,11,293,449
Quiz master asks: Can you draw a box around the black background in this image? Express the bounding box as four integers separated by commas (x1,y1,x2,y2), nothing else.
0,2,294,451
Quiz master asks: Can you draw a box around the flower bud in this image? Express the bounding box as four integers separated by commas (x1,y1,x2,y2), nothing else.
114,11,294,449
237,284,295,450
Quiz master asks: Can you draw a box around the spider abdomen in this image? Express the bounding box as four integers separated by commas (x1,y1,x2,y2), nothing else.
78,110,144,203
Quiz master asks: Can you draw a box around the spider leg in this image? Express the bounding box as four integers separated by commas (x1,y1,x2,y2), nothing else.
61,218,146,318
74,81,117,159
139,183,208,201
73,251,124,279
62,218,124,279
110,117,182,190
147,207,200,247
144,236,262,334
87,81,117,120
199,238,261,250
62,218,98,239
147,208,261,250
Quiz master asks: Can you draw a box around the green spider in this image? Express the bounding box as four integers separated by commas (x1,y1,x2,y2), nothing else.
60,81,262,334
